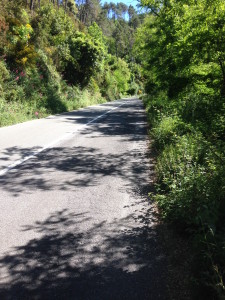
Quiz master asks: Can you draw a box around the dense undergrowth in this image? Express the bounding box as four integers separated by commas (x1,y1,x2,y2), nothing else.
0,57,106,127
144,92,225,299
136,0,225,298
0,0,143,127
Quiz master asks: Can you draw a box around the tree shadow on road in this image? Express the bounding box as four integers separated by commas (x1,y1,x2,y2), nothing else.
56,99,147,142
0,207,167,300
0,100,169,299
0,99,152,197
0,143,154,197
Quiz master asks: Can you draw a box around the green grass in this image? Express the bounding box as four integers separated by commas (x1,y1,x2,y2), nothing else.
0,89,106,127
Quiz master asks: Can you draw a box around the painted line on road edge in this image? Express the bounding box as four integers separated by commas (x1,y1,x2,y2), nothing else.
0,101,126,177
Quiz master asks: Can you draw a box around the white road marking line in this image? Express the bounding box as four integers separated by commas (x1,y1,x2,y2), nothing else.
0,102,126,177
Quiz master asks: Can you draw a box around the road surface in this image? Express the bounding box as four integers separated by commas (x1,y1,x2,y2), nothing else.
0,98,168,299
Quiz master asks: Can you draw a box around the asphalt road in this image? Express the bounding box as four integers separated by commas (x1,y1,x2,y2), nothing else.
0,98,168,300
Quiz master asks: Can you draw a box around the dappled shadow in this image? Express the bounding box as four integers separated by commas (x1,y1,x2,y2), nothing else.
0,146,42,163
62,100,148,142
0,99,153,197
0,206,167,300
0,100,147,194
0,99,168,299
0,144,154,196
47,99,130,121
40,99,147,144
0,99,143,170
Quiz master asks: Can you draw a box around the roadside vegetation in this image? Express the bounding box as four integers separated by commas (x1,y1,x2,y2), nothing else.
0,0,143,127
2,0,225,298
135,0,225,298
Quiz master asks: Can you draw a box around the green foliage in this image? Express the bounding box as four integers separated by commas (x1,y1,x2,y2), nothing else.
32,4,76,48
113,58,131,93
139,0,225,297
88,22,106,49
100,67,118,100
156,134,215,226
99,55,131,100
0,60,10,82
0,0,142,128
128,62,144,94
152,115,186,149
97,2,143,60
61,32,105,86
6,17,37,67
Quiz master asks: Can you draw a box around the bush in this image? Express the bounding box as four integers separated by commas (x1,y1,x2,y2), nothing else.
145,91,225,298
0,60,10,82
152,115,188,150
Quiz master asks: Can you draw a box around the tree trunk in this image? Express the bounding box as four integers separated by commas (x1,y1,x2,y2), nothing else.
218,58,225,96
30,0,34,11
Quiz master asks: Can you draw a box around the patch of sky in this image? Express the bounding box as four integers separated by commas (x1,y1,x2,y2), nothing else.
101,0,140,9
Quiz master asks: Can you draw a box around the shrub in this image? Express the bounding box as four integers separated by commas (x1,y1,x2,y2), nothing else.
0,60,10,82
154,133,225,231
152,115,188,150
